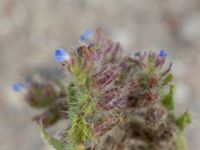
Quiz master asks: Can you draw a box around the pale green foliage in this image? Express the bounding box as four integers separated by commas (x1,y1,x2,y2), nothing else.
162,85,175,110
175,134,187,150
66,60,95,150
67,83,78,121
39,125,65,150
176,112,192,131
68,117,92,149
162,73,173,87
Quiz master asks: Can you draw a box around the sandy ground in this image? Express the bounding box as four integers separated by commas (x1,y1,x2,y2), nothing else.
0,0,200,149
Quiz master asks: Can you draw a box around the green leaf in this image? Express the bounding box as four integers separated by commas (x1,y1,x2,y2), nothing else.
162,73,173,86
175,133,187,150
162,85,175,110
67,82,78,121
39,125,65,150
176,111,192,131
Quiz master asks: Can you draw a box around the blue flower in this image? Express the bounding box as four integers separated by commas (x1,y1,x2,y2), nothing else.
54,48,70,62
12,82,24,92
159,50,168,58
80,29,93,42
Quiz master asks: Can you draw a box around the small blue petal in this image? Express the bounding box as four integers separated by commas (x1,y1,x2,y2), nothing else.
80,29,93,41
12,82,24,92
159,50,168,58
54,48,70,62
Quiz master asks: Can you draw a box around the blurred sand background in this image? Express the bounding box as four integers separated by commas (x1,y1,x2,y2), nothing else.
0,0,200,149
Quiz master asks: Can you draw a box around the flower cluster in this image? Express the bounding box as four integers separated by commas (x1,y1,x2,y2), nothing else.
13,77,67,128
15,29,191,150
